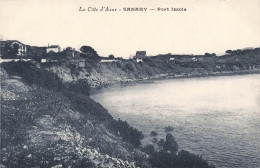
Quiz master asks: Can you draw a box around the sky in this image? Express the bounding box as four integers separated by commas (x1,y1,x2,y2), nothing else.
0,0,260,58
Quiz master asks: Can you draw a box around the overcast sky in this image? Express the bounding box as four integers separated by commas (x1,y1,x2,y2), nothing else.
0,0,259,58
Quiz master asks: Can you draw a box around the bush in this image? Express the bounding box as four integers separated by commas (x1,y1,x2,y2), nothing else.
2,61,91,96
148,133,215,168
143,144,155,155
108,119,144,147
64,79,91,96
2,61,63,91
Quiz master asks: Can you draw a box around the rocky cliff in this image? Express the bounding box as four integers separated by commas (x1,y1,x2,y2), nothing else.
43,48,260,92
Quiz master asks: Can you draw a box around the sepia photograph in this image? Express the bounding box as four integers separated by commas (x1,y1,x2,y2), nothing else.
0,0,260,167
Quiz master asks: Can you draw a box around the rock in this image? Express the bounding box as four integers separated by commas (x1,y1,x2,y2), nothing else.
150,131,158,137
23,145,28,149
129,162,135,168
163,133,178,154
157,139,165,146
164,126,174,132
152,138,158,143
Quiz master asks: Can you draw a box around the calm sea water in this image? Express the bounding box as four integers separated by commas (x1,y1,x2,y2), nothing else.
91,74,260,168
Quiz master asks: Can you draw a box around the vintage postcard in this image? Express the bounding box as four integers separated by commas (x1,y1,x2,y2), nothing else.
0,0,259,167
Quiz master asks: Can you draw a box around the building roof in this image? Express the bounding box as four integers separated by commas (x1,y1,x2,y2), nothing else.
136,51,146,55
1,40,26,46
48,45,60,48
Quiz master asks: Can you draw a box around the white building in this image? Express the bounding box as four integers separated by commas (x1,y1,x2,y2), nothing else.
1,40,27,56
47,45,61,53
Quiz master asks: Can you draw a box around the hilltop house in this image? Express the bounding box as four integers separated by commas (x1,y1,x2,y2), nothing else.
47,45,61,53
0,40,27,57
134,51,146,62
136,51,146,58
64,47,81,58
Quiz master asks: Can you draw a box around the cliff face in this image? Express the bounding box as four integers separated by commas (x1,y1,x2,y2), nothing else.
43,49,260,91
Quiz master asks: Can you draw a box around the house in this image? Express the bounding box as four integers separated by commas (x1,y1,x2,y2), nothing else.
64,47,81,58
136,51,146,59
134,51,147,62
0,40,27,57
47,45,61,53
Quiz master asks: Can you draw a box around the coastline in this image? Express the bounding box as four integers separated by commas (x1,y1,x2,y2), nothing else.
90,69,260,95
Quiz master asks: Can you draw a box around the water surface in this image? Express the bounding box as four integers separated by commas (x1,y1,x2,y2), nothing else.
91,74,260,168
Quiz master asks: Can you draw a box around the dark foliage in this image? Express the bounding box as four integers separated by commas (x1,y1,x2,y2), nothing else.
143,144,155,155
149,150,215,168
2,61,64,91
147,133,215,168
63,91,113,122
64,79,91,96
2,61,91,96
108,54,115,59
80,45,99,58
108,119,144,147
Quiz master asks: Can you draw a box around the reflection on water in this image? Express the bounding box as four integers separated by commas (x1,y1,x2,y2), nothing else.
91,74,260,168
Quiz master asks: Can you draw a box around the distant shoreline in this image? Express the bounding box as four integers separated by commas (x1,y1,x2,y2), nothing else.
90,69,260,95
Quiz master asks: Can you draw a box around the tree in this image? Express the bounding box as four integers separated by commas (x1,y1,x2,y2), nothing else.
108,54,115,59
226,50,233,55
5,43,20,58
212,53,216,57
204,53,211,57
80,46,97,56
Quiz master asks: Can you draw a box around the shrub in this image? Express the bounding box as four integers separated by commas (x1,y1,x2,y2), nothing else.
108,119,144,147
149,133,215,168
2,61,91,96
64,79,91,96
143,144,155,155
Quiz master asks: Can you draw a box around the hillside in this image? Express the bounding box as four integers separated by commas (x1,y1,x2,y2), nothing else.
0,65,149,167
1,48,259,167
1,62,216,168
40,48,260,91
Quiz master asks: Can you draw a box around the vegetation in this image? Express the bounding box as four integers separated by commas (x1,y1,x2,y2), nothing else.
145,133,215,168
108,54,115,59
80,45,98,58
1,64,147,167
2,46,259,167
150,150,215,168
108,119,144,147
2,61,91,96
